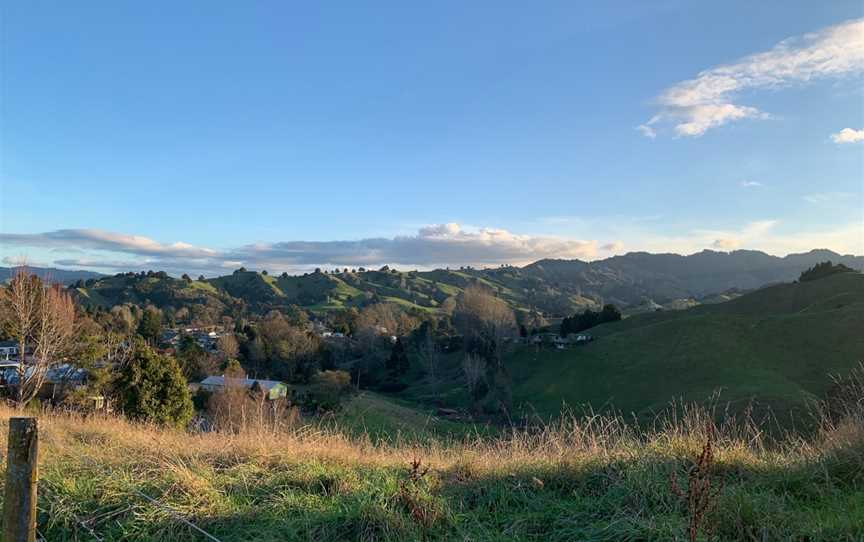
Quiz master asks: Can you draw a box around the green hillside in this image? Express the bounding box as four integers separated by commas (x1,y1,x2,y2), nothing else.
70,249,863,318
506,272,864,423
73,272,234,313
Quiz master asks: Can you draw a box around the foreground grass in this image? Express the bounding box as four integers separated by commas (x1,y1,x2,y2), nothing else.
1,399,862,541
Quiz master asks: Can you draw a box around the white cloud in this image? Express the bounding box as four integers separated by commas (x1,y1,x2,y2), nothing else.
641,18,864,137
711,238,741,250
831,127,864,144
0,229,216,259
803,191,857,204
706,220,778,251
229,223,599,269
740,180,763,188
636,124,657,139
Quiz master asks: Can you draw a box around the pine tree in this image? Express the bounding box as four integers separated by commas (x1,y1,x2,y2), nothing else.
137,307,162,344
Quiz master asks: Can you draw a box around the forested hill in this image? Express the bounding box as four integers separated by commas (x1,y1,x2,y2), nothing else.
68,249,863,317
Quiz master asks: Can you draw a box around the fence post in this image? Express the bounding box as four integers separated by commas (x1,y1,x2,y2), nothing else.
3,417,38,542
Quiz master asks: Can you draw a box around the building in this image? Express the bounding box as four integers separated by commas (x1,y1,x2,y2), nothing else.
199,375,288,401
0,341,19,360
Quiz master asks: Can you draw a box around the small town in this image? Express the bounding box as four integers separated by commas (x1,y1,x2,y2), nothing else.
0,2,861,540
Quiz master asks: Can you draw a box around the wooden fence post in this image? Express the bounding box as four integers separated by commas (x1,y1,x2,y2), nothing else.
3,417,38,542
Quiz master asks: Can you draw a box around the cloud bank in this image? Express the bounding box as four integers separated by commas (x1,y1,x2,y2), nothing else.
0,224,600,275
640,18,864,137
2,219,861,276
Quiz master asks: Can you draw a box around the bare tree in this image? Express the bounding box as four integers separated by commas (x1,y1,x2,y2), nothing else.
418,333,440,390
207,361,250,433
462,353,486,401
109,304,135,334
356,302,419,338
453,285,516,366
1,269,76,407
217,333,240,359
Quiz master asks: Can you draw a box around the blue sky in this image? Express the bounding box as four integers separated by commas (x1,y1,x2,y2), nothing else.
1,1,862,275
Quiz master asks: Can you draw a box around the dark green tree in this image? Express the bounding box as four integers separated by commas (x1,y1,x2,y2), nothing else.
600,304,622,324
799,261,855,282
137,307,162,344
386,338,409,376
177,335,216,381
114,340,194,427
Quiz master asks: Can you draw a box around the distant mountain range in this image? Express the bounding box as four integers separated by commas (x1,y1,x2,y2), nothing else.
521,248,864,308
57,249,863,316
0,266,104,285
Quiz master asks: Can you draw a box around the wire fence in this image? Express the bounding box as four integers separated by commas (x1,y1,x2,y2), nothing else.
37,484,224,541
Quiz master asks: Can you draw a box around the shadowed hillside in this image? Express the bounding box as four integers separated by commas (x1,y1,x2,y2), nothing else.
507,272,864,424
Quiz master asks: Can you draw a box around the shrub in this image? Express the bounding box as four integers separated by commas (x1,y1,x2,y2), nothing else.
308,370,352,411
799,261,856,282
114,339,194,427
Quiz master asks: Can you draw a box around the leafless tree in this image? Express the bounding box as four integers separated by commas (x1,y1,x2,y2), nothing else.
110,304,135,334
102,331,132,366
217,333,240,359
207,362,251,433
462,353,486,400
418,333,441,390
0,269,76,407
453,285,516,365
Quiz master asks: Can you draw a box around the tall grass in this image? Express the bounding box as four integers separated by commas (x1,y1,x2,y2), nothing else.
2,368,862,540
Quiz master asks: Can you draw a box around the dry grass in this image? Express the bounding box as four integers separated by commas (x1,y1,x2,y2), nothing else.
0,371,862,540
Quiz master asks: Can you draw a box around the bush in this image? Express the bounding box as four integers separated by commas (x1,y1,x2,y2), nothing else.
308,370,352,411
114,339,194,427
799,261,856,282
560,304,622,336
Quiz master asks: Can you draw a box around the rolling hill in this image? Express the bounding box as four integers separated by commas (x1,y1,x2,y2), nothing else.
505,271,864,424
69,249,863,317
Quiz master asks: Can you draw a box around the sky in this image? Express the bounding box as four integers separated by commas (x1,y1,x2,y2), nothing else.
1,1,862,276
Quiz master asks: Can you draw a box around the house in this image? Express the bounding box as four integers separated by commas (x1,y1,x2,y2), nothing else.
573,334,594,344
160,330,180,346
1,363,90,399
0,342,19,360
199,375,288,401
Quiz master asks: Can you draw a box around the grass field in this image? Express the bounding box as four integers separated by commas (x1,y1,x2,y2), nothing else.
12,384,864,541
507,273,864,424
329,392,488,442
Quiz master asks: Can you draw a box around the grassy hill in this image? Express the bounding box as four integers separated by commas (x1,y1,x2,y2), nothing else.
70,249,864,318
73,272,235,314
506,272,864,424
